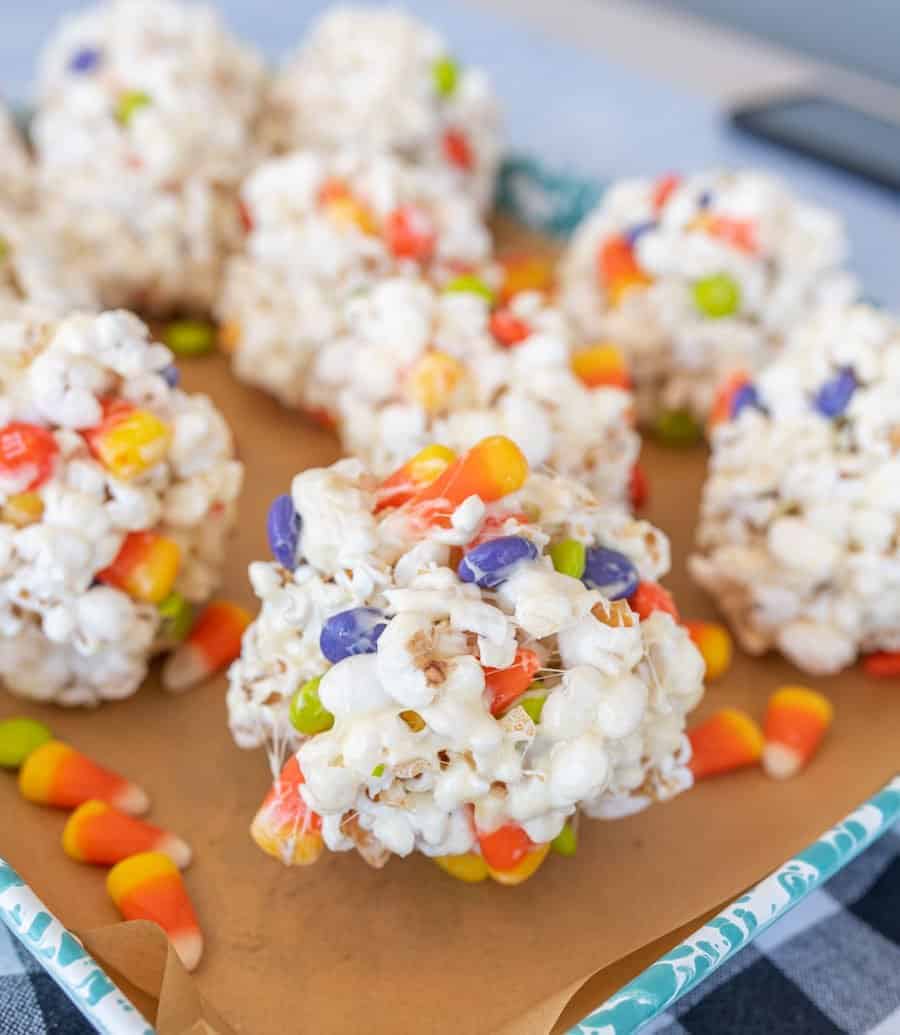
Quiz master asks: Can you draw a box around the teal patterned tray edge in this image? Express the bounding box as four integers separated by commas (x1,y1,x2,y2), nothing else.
495,153,605,237
568,775,900,1035
0,857,154,1034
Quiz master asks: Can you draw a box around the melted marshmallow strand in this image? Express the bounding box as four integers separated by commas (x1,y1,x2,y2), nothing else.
216,148,492,409
690,304,900,675
261,6,503,210
0,309,243,705
306,274,640,507
560,169,856,424
32,0,267,315
228,437,704,876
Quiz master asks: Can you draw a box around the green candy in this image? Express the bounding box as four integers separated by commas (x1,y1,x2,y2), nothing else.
0,717,53,770
654,408,703,447
158,591,194,643
163,319,216,357
115,90,152,126
443,273,495,305
432,55,460,97
693,273,740,319
371,763,385,778
289,676,334,736
519,691,547,724
551,822,578,857
549,538,586,579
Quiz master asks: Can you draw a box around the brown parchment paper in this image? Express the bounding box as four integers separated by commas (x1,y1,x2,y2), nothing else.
2,224,900,1035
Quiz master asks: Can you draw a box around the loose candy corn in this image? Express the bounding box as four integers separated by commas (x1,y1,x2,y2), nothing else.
762,687,833,780
684,621,733,682
19,741,149,814
63,800,192,868
162,600,251,693
688,709,763,780
98,531,180,604
85,400,172,480
374,444,456,512
107,852,203,971
0,718,53,769
863,651,900,678
250,756,324,867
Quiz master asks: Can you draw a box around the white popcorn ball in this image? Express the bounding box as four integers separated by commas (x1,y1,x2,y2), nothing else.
0,308,242,705
560,169,856,425
690,304,900,674
32,0,267,314
232,435,704,881
261,6,503,209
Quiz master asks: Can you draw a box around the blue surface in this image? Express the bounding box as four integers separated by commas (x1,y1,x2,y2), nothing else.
2,0,899,309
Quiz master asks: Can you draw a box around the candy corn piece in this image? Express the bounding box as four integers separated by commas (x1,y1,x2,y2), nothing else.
862,651,900,678
63,800,191,868
98,531,180,604
688,708,763,780
497,253,554,304
84,400,171,480
597,236,652,307
684,620,733,681
708,372,755,429
478,822,551,885
19,741,149,814
405,351,466,414
487,843,551,886
408,436,528,527
250,756,324,866
162,600,251,693
107,852,202,971
571,343,631,390
0,422,59,491
762,686,833,780
484,648,541,717
375,444,456,512
433,852,489,883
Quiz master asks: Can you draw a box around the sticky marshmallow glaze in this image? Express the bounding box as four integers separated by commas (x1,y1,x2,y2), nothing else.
262,6,503,209
217,148,491,409
32,0,267,314
691,304,900,675
307,274,640,507
229,437,704,872
560,170,855,423
0,309,242,705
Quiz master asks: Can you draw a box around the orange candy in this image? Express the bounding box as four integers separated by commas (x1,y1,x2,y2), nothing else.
19,740,149,814
162,600,251,693
484,647,541,717
97,530,180,604
442,128,473,170
487,843,551,885
498,253,554,303
628,463,648,510
707,216,758,254
571,343,631,389
688,708,763,780
862,651,900,678
628,581,679,622
651,173,681,211
596,236,652,305
107,852,203,971
250,755,324,867
762,686,833,780
375,444,457,512
0,422,58,491
63,800,191,868
477,822,532,871
386,205,436,262
489,309,531,348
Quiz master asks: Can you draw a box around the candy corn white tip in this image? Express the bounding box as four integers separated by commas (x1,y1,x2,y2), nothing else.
762,743,802,781
113,784,151,817
161,647,205,694
159,835,193,871
171,930,204,973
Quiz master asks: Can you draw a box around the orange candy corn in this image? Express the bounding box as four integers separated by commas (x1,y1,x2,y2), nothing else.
762,686,833,780
84,399,171,480
862,651,900,678
19,741,149,814
374,444,457,512
63,800,191,868
651,173,681,211
571,343,631,390
487,843,551,886
497,253,554,304
484,647,541,717
684,620,733,681
628,581,680,622
98,530,180,604
250,755,324,867
107,852,203,971
162,600,251,693
688,708,763,780
408,436,528,527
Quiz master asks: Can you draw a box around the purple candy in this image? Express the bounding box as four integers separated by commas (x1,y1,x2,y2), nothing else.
730,382,760,420
160,365,180,387
697,190,713,209
582,546,639,599
69,47,102,73
814,368,856,418
458,535,539,590
320,607,387,664
267,493,301,568
625,220,656,246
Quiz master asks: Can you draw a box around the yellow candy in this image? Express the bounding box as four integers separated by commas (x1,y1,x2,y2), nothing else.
406,444,457,486
487,843,551,885
88,405,171,480
2,492,44,527
685,620,733,681
433,852,489,883
406,351,465,414
324,196,378,235
571,343,630,389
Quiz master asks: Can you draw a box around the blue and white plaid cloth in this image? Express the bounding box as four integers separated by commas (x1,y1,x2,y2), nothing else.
4,822,899,1034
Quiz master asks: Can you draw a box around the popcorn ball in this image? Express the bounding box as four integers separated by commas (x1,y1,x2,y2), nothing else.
228,435,705,881
690,304,900,675
217,147,491,408
262,6,503,209
32,0,267,314
304,273,641,507
0,309,243,706
560,170,856,426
